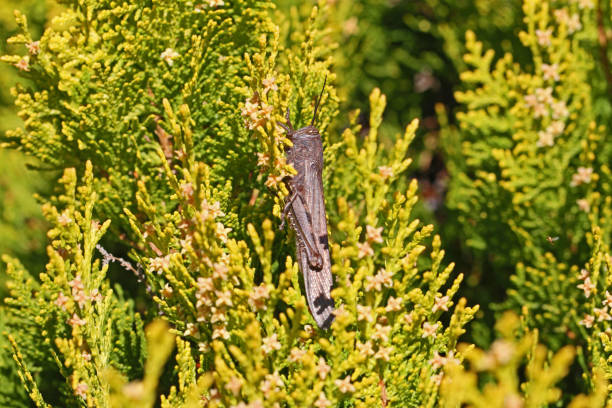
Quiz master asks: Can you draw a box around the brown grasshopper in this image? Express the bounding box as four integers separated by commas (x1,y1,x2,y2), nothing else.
278,77,335,329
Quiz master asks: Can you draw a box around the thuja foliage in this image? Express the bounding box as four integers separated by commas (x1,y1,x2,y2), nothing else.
439,312,610,408
0,0,56,294
569,227,612,396
1,1,478,407
0,149,48,294
1,0,275,238
123,87,476,407
442,0,611,330
276,0,525,135
0,3,56,401
0,0,55,132
440,0,612,400
2,162,145,407
444,0,611,268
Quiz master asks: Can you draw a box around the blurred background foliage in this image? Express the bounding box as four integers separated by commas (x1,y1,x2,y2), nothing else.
0,1,57,403
0,0,63,297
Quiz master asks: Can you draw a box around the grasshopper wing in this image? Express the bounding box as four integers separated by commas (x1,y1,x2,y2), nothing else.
298,156,334,329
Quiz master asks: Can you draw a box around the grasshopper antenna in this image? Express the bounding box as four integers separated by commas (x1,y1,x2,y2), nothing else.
310,74,327,126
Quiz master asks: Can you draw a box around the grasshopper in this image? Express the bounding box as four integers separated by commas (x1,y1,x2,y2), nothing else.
278,77,335,329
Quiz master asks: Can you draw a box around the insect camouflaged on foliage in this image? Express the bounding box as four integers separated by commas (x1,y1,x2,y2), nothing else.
1,1,481,406
278,76,335,329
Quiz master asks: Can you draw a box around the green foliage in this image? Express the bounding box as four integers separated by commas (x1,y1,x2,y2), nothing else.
0,150,49,293
570,227,612,397
122,81,476,406
2,161,145,407
1,0,611,405
442,0,612,323
104,319,212,408
0,0,58,298
440,311,610,408
276,0,525,134
0,149,49,406
0,0,58,133
0,0,477,407
440,0,612,401
0,6,57,401
444,0,611,269
1,0,274,238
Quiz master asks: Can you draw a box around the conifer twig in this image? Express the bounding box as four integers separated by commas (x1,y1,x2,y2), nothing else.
379,376,388,407
96,244,145,282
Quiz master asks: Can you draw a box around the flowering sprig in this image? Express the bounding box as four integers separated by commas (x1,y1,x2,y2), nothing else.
4,162,145,407
441,0,611,359
574,229,612,343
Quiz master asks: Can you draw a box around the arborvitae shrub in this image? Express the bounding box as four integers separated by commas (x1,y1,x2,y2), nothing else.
2,0,612,406
0,0,55,295
443,0,611,274
440,311,609,407
441,0,612,399
1,1,478,407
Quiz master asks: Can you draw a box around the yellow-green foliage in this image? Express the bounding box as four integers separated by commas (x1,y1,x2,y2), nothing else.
571,227,612,396
3,162,145,407
122,84,477,406
4,0,611,406
441,0,612,345
105,320,216,408
0,0,58,294
440,311,610,408
0,0,479,407
0,150,48,286
275,0,524,135
0,0,60,133
444,0,610,265
1,0,275,238
437,0,612,402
